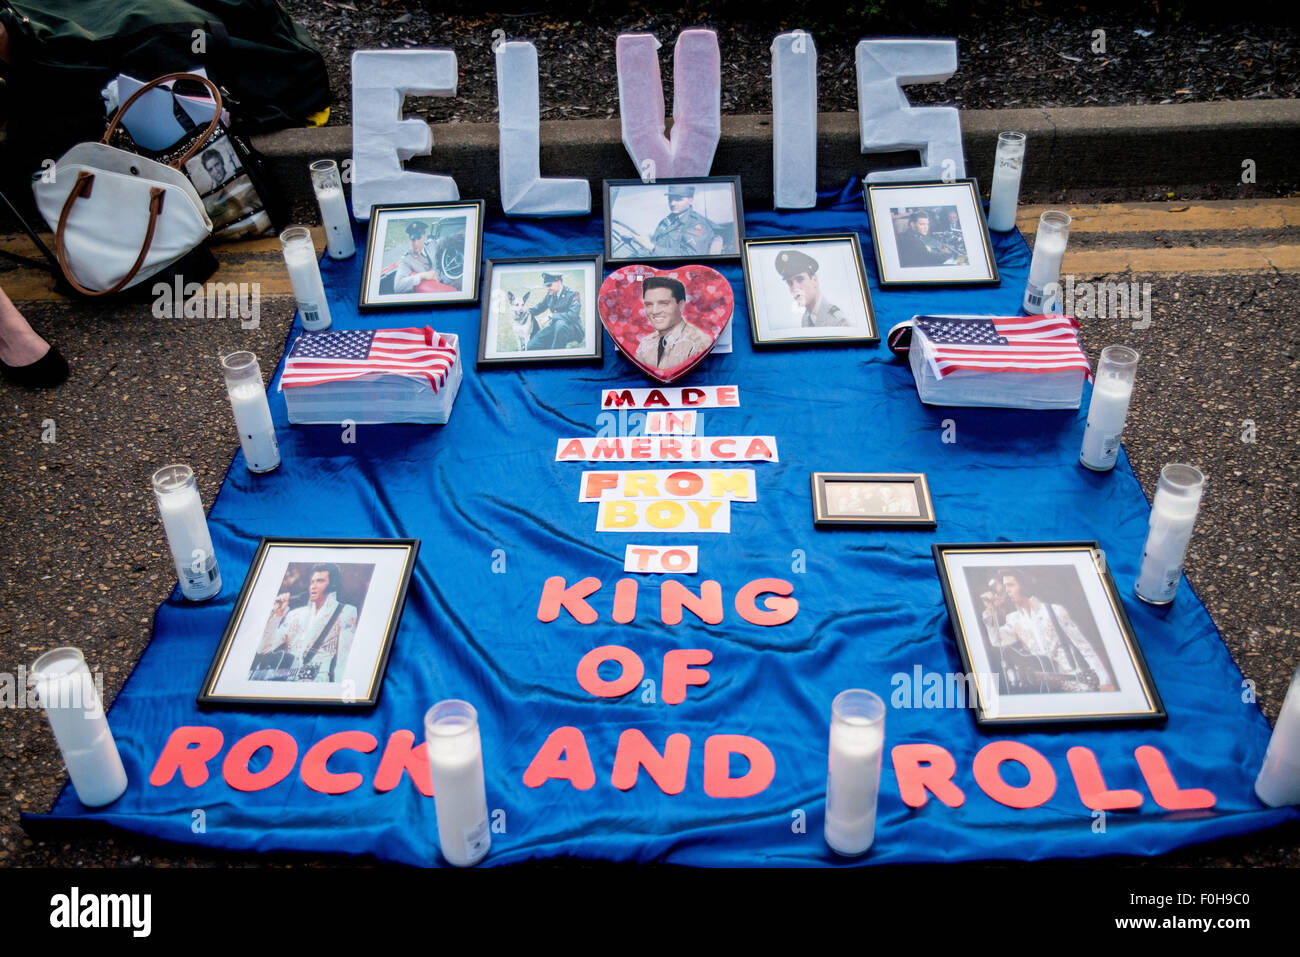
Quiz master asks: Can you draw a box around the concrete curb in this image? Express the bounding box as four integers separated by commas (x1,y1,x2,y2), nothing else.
257,99,1299,217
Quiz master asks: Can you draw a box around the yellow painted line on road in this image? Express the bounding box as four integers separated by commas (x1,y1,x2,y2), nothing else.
1019,199,1300,234
1063,244,1300,275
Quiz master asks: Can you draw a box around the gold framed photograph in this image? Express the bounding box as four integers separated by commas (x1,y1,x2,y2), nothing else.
811,472,935,527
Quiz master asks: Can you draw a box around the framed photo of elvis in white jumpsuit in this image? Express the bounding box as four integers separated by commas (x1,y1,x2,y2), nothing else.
933,542,1165,727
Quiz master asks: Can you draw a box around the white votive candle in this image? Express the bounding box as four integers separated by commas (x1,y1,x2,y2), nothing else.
1256,664,1300,807
824,688,885,857
311,160,356,260
1080,345,1140,471
31,648,128,807
1023,210,1071,313
220,351,280,473
280,225,332,331
425,699,491,867
1135,463,1204,605
151,464,222,601
986,131,1026,232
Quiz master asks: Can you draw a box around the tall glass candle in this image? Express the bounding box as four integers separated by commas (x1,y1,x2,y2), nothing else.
1256,663,1300,807
220,351,280,474
280,226,332,331
425,699,491,867
1135,464,1204,605
1080,345,1140,471
151,464,222,601
1023,210,1071,314
310,159,355,260
824,688,885,857
986,131,1026,232
31,648,128,807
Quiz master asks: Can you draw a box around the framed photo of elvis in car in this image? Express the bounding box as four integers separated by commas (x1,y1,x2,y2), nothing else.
864,179,999,288
603,176,744,266
198,537,419,708
359,201,485,308
932,542,1166,727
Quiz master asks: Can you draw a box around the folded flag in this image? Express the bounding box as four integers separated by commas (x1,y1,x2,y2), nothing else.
907,314,1093,381
280,327,457,391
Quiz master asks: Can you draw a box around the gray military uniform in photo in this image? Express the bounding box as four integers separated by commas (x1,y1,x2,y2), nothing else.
774,249,849,327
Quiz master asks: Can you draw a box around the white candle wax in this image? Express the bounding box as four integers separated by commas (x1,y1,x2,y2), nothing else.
1256,673,1300,807
1080,375,1134,470
428,723,491,867
1135,499,1198,603
315,185,356,260
986,163,1022,232
283,243,332,331
1023,228,1069,312
227,381,280,473
824,717,884,856
156,484,221,600
34,654,128,807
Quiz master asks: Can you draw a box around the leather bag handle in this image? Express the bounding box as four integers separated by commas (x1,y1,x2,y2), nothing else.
55,171,168,297
102,72,226,169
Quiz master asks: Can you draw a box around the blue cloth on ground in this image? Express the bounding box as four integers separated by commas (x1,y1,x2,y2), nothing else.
36,180,1298,865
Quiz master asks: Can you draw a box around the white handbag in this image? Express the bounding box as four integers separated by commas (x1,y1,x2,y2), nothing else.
32,72,218,296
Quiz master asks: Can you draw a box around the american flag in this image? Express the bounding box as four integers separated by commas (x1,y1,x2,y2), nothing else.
279,327,457,391
911,314,1092,381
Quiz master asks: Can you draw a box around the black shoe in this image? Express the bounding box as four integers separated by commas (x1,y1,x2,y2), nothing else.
0,346,69,388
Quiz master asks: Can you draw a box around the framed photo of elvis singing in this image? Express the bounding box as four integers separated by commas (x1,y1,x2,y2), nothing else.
932,542,1165,727
603,176,744,266
198,537,419,708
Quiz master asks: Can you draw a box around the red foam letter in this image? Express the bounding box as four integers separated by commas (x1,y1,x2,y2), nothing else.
537,575,602,624
715,385,738,406
891,743,966,808
576,644,644,698
681,387,706,406
644,389,669,407
300,731,377,795
611,729,691,795
583,472,620,499
374,729,433,796
973,741,1056,809
662,648,713,705
664,470,704,496
1135,745,1216,810
1066,746,1143,811
557,438,586,460
661,579,724,625
612,577,639,623
735,578,798,626
522,726,597,790
222,729,298,793
149,725,224,787
604,389,636,408
703,734,775,798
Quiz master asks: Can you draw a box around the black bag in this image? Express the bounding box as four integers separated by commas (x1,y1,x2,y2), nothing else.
0,0,329,205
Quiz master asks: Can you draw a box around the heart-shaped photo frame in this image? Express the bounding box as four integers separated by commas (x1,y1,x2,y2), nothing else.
597,264,734,383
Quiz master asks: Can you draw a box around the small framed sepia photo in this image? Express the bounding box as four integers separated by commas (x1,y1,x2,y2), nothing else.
932,542,1166,727
360,201,485,308
198,537,419,708
743,234,878,346
865,180,999,287
478,256,603,367
604,176,744,265
812,472,935,527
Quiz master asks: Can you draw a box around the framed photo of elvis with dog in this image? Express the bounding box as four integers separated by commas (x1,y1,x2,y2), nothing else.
197,538,419,708
477,256,604,367
932,542,1165,727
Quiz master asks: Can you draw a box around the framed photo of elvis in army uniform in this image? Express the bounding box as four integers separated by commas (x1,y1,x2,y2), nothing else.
477,256,604,367
604,176,744,266
198,538,419,709
742,234,879,346
359,201,485,309
932,542,1166,727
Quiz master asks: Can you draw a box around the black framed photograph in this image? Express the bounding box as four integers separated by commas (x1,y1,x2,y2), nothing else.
865,180,999,287
932,542,1166,727
198,537,419,708
359,201,485,308
743,234,878,346
478,256,603,366
812,472,934,527
604,176,744,265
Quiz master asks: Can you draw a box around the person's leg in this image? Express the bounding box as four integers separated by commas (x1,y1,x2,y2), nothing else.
0,284,68,386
